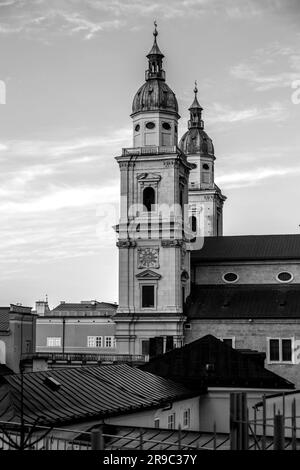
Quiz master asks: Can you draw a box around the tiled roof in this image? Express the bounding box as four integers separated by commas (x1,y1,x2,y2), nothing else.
0,364,195,426
0,308,9,331
141,335,294,390
186,284,300,319
191,234,300,262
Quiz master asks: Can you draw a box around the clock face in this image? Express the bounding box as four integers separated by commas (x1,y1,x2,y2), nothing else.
138,248,159,269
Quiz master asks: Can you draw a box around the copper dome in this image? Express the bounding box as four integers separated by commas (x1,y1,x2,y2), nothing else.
179,128,215,156
132,80,179,117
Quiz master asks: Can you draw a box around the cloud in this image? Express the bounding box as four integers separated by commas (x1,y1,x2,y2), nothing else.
231,42,300,92
207,101,288,124
0,0,299,40
0,127,130,269
231,63,300,91
216,165,300,189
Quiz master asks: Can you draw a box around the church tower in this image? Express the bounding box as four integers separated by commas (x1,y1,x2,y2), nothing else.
114,24,194,357
179,83,226,240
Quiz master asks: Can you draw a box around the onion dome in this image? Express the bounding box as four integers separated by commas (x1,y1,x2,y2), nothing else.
179,82,214,155
131,22,179,117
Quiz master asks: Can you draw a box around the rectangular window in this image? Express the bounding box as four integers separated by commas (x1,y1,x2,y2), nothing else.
142,285,155,308
220,337,235,348
183,409,191,428
154,419,160,429
105,336,114,348
46,337,61,347
268,338,293,363
87,336,102,348
167,413,176,430
282,339,292,361
142,340,150,356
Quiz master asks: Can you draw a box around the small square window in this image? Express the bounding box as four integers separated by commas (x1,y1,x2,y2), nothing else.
105,336,114,348
142,285,155,308
154,419,160,429
47,337,61,347
87,336,102,348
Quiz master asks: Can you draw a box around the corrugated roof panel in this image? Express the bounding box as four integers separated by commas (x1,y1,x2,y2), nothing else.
1,364,194,426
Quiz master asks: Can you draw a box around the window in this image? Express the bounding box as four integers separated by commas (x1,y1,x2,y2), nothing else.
162,122,171,130
223,272,239,283
146,121,155,129
47,337,61,347
154,419,160,429
220,337,235,348
183,409,191,428
277,272,293,283
143,186,155,212
168,413,176,430
268,338,293,363
135,124,140,132
142,285,155,308
87,336,103,348
203,164,209,170
189,215,197,243
105,336,115,348
142,340,150,356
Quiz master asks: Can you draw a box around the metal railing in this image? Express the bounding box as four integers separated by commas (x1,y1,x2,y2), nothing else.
0,422,215,451
22,353,147,364
230,392,300,450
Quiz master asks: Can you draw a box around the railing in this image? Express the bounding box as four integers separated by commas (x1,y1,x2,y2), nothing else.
22,353,147,364
122,146,178,157
0,422,214,451
230,392,300,450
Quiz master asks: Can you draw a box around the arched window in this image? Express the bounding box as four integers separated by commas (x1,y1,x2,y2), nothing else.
189,215,197,243
143,186,155,212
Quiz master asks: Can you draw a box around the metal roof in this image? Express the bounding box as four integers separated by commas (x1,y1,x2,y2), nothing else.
0,364,195,427
141,335,294,390
50,301,117,317
191,234,300,262
187,284,300,319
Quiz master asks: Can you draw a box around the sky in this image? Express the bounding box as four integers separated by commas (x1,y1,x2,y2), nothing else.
0,0,299,308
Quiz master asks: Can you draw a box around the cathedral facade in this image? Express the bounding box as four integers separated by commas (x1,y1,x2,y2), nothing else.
114,26,300,389
114,25,225,357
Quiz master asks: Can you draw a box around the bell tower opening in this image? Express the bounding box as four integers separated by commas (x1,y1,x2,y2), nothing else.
143,186,155,212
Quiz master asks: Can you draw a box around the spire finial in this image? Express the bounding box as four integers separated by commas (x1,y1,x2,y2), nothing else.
153,20,158,38
194,80,198,95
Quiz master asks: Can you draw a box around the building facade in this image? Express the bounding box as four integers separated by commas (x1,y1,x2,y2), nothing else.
114,25,194,356
35,301,117,356
112,25,300,390
0,304,36,373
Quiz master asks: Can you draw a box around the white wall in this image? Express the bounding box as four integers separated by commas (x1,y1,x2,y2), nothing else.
105,396,200,431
